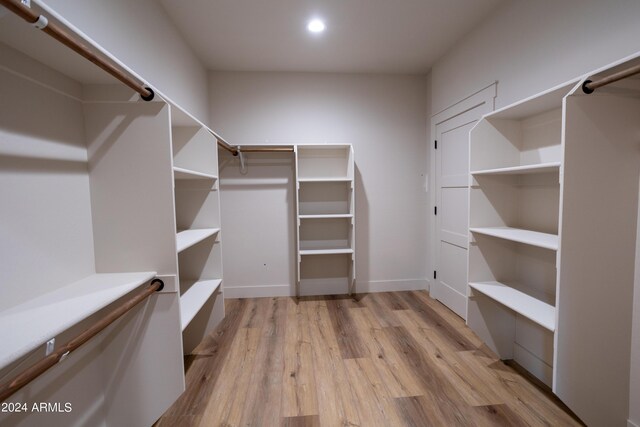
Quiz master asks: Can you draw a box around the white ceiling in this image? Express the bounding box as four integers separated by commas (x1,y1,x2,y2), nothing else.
158,0,503,74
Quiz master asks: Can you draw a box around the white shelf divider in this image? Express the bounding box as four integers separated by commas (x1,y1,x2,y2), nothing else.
471,162,561,176
299,214,353,219
180,279,222,331
0,271,156,368
173,166,218,181
469,281,556,331
176,228,220,253
470,227,559,250
300,248,354,255
298,177,352,182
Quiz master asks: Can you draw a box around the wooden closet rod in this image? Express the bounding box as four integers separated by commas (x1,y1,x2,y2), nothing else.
214,135,240,156
239,145,294,153
0,0,154,101
583,62,640,94
211,132,294,156
0,279,164,402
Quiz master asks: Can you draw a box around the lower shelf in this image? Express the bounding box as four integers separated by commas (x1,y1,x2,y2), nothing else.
0,271,157,368
180,279,222,331
469,281,556,331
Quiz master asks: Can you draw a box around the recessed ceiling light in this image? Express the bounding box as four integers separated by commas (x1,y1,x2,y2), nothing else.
307,19,326,34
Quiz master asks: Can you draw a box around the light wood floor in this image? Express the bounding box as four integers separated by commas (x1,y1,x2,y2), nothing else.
157,291,582,426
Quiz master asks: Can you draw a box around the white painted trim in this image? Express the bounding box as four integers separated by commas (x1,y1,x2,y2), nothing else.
429,82,497,303
223,284,292,298
223,279,428,298
356,279,428,293
432,81,498,120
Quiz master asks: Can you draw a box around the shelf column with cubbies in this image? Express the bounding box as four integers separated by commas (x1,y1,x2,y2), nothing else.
170,119,225,354
466,81,577,388
294,145,355,296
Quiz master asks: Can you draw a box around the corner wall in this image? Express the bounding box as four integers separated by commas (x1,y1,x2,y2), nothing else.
431,0,640,113
43,0,210,123
210,72,429,297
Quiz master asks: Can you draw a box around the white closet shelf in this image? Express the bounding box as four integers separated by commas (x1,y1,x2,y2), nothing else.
0,271,156,368
470,227,559,250
298,177,352,182
299,214,353,219
176,228,220,253
300,248,354,255
180,279,222,331
173,166,218,181
471,162,561,176
469,281,556,331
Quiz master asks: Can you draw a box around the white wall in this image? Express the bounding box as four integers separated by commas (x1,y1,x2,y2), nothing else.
431,0,640,113
430,0,640,423
43,0,210,123
210,72,428,297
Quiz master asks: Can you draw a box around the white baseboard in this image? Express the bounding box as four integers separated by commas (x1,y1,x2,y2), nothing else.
355,279,428,293
223,284,292,298
628,419,639,427
223,279,429,299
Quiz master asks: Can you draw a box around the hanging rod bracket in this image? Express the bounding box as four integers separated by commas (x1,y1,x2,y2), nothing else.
582,80,594,94
140,87,155,102
150,278,164,292
31,14,47,29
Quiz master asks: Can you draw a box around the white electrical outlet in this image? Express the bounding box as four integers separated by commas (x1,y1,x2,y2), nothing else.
45,338,55,356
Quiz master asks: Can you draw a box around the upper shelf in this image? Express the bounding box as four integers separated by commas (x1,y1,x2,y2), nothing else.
176,228,220,253
471,162,561,176
470,227,559,251
486,80,579,120
298,177,352,183
296,145,354,181
173,166,217,181
0,271,156,369
469,281,556,331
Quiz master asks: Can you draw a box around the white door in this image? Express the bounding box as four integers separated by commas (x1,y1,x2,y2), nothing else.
430,85,496,319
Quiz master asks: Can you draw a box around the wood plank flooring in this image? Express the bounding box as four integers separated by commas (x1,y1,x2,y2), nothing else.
157,291,582,427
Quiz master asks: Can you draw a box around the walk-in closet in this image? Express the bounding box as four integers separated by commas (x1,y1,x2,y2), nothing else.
1,0,639,426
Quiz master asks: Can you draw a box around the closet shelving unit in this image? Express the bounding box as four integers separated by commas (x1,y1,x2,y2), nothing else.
467,81,574,387
468,54,640,427
0,34,184,427
295,145,355,296
171,117,225,353
0,2,224,426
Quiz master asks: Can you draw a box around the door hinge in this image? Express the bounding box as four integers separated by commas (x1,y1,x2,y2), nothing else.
434,140,438,149
434,206,437,215
433,271,437,280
